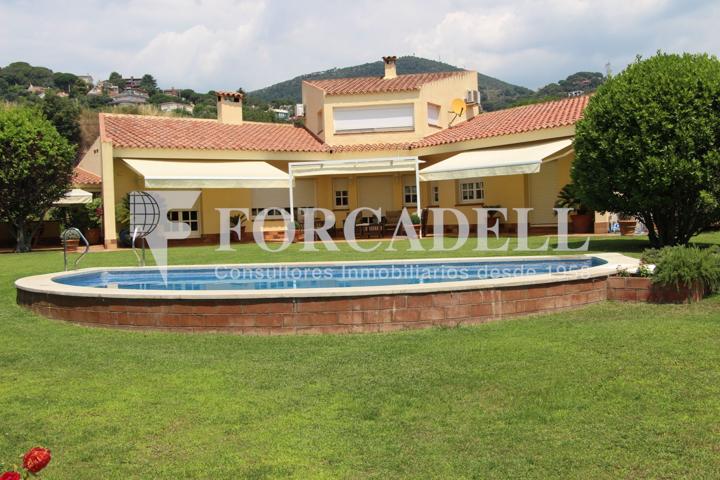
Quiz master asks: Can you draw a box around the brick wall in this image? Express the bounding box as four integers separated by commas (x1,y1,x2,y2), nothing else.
17,277,608,335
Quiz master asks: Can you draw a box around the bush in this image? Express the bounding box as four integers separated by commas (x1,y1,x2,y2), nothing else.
651,246,720,292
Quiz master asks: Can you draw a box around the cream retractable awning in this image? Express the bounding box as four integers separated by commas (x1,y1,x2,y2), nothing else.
290,157,420,177
419,139,573,181
123,159,289,189
54,189,93,205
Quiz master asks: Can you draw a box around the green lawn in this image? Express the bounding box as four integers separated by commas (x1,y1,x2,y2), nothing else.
1,233,720,479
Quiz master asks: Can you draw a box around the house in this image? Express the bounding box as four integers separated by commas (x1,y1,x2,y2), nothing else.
110,88,149,106
95,56,602,248
26,84,46,98
271,108,290,120
159,101,193,113
123,77,142,89
77,74,94,85
163,87,180,97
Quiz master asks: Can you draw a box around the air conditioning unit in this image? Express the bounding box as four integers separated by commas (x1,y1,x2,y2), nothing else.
465,89,480,105
295,104,305,117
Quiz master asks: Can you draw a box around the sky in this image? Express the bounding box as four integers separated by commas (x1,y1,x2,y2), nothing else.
0,0,718,92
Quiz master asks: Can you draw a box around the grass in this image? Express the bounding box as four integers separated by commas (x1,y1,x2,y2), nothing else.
1,233,720,478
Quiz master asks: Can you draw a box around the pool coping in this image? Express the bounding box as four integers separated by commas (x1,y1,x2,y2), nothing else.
15,253,639,300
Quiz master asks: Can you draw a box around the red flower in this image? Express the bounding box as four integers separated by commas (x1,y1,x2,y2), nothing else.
22,447,51,474
0,472,21,480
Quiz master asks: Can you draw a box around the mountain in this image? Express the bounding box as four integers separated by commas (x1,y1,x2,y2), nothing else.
247,56,533,111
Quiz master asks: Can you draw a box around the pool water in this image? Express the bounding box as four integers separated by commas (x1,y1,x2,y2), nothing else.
54,258,604,291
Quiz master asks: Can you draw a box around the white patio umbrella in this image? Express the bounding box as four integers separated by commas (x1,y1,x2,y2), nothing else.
53,189,93,205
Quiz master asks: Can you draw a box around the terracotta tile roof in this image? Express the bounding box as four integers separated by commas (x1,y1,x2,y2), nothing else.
304,71,467,95
414,96,590,148
100,114,328,152
73,167,101,185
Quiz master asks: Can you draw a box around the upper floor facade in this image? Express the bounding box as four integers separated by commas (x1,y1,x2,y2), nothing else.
300,56,480,146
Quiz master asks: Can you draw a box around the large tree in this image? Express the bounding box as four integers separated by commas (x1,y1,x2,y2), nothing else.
41,94,81,145
573,53,720,247
0,106,76,252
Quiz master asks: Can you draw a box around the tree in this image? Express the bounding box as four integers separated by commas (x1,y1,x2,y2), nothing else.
108,71,124,89
41,95,81,145
572,52,720,247
140,74,158,94
0,106,76,252
52,72,79,92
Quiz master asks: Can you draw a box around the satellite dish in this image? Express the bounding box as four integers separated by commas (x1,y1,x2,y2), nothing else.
450,98,466,116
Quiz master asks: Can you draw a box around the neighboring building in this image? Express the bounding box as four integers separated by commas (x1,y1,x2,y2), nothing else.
78,74,94,85
271,108,290,120
111,88,149,106
163,88,180,97
123,77,142,89
26,84,46,98
95,56,599,248
160,101,193,113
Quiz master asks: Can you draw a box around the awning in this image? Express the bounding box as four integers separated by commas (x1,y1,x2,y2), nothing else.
419,138,573,181
123,159,289,189
54,189,93,205
290,157,420,177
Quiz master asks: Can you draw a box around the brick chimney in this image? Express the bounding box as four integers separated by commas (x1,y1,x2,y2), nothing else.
216,91,244,124
382,56,397,80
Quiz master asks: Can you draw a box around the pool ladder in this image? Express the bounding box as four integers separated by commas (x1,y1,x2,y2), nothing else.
61,227,90,271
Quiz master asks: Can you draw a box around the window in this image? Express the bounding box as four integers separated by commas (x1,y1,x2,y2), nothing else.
427,103,441,127
167,210,200,237
335,190,349,208
458,179,485,203
430,184,440,205
333,178,349,209
333,104,414,134
404,185,417,205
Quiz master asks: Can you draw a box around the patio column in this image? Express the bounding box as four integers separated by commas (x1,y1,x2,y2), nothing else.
415,158,422,239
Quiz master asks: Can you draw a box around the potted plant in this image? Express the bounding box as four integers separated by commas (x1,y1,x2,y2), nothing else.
649,246,720,302
554,184,593,233
230,212,247,242
485,204,503,232
618,213,637,236
83,198,103,245
410,212,422,236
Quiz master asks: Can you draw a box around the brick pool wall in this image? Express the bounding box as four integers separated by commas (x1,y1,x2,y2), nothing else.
17,277,608,335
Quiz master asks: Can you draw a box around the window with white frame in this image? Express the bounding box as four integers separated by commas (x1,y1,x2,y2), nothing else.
430,183,440,205
458,179,485,203
404,185,417,205
402,175,417,205
333,178,349,209
427,103,441,127
333,104,414,134
167,210,200,237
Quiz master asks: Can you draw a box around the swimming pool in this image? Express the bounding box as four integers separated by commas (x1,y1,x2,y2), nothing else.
15,254,638,335
53,257,605,291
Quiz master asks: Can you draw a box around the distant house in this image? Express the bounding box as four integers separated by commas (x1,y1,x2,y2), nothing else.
26,84,46,98
77,74,93,85
162,88,180,97
160,101,193,113
271,108,290,120
123,77,142,89
111,88,149,105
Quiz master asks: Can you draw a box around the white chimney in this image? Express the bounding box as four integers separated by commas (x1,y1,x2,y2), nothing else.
382,56,397,80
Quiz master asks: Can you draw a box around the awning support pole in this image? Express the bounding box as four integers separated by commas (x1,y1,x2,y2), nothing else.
288,165,295,224
415,158,422,239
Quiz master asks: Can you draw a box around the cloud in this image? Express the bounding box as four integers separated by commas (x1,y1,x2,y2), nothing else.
0,0,718,91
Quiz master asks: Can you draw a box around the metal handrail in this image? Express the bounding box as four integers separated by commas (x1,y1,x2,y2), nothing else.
62,227,90,271
131,227,146,267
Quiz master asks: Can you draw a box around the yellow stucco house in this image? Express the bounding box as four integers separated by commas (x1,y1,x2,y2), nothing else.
96,56,601,248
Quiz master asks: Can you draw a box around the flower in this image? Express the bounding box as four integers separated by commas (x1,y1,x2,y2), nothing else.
22,447,51,474
0,472,21,480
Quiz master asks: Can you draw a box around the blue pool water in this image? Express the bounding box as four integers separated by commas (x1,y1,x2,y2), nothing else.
54,258,604,291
